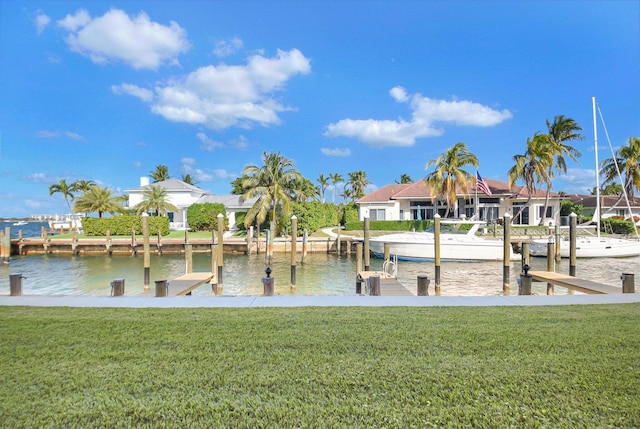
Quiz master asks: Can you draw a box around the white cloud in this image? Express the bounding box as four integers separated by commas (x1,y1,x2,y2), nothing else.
213,37,243,57
321,147,351,157
212,169,237,180
555,168,596,194
111,83,153,102
229,135,248,150
196,132,225,151
325,86,512,147
117,48,311,129
26,173,59,183
25,199,47,209
35,130,86,142
57,8,190,70
35,13,51,34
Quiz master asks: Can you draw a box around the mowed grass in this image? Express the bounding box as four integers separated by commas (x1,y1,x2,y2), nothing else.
1,304,639,428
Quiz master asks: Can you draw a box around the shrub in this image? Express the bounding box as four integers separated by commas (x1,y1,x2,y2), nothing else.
344,220,432,231
83,215,170,236
602,217,635,235
187,203,226,231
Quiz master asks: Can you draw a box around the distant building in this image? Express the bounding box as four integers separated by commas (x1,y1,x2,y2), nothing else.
356,178,561,226
126,177,256,231
565,194,640,224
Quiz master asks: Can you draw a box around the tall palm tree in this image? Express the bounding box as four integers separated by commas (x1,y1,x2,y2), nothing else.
507,133,554,223
48,179,75,210
293,177,319,202
181,174,199,186
71,179,96,194
424,142,479,217
538,115,583,224
317,174,329,203
133,185,179,216
328,173,343,204
395,174,413,184
150,165,170,182
346,170,370,201
600,136,640,199
239,151,303,234
72,186,125,218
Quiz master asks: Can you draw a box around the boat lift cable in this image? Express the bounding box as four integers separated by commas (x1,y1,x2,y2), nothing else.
596,102,640,239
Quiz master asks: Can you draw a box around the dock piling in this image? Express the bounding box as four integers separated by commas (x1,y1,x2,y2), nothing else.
503,213,511,294
291,215,297,289
434,214,441,293
363,217,370,271
155,279,168,297
368,275,380,296
9,274,24,296
622,273,635,293
417,275,430,296
142,214,150,290
110,278,125,296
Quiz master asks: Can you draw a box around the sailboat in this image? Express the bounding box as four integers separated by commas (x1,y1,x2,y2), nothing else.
530,97,640,258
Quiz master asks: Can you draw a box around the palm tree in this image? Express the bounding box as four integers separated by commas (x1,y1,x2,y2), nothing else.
346,170,370,201
600,136,640,199
49,179,75,210
424,142,479,217
72,186,125,218
71,179,96,194
150,165,170,182
328,173,343,204
133,185,179,216
507,133,554,223
395,174,413,184
538,115,583,224
239,151,303,234
317,174,329,203
181,174,199,186
293,177,319,202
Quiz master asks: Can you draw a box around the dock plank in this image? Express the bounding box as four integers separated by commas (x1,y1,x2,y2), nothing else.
357,271,413,296
528,270,621,294
169,272,215,296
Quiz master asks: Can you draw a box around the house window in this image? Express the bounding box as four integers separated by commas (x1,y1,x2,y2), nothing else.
370,209,385,221
399,209,404,220
538,206,553,219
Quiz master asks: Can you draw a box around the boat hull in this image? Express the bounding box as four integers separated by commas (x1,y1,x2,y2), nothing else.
369,232,516,262
530,237,640,258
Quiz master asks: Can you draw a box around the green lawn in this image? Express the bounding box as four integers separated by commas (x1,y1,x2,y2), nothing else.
1,304,639,428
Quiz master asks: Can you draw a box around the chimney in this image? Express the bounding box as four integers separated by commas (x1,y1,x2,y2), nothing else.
140,177,150,187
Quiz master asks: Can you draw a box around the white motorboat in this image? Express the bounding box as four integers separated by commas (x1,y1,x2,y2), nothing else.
48,214,84,233
370,222,517,262
12,221,28,226
530,97,640,258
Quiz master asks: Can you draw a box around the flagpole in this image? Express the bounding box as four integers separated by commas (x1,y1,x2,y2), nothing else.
474,170,478,220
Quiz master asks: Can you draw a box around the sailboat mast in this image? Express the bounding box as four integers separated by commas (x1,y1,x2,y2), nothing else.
592,96,601,237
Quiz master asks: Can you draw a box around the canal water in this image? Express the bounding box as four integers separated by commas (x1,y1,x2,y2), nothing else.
1,222,637,296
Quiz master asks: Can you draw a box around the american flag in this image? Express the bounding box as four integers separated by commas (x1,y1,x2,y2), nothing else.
476,171,492,196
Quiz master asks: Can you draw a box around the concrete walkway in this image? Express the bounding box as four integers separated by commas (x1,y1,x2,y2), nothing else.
1,293,639,308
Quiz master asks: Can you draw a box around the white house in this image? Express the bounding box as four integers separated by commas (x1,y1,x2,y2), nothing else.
127,177,256,231
566,194,640,225
357,178,562,226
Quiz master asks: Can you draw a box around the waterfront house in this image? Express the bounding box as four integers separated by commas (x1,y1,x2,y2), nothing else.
127,177,256,231
357,178,561,226
565,194,640,224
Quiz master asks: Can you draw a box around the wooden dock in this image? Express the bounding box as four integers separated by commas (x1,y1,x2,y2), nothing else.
357,271,413,296
528,270,621,294
168,272,215,296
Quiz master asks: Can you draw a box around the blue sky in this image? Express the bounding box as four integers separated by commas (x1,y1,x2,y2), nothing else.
1,0,638,218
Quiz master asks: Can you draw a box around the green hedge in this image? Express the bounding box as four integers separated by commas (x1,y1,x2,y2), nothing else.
283,201,341,235
187,203,226,231
344,220,433,231
602,217,636,235
83,215,170,236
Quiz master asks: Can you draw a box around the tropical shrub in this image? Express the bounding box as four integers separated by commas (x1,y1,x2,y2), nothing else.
602,217,635,235
187,203,226,231
344,220,432,231
340,203,359,225
83,215,169,236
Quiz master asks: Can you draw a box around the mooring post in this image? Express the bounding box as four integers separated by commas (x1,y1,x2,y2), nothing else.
622,273,635,293
142,213,150,290
546,238,555,295
71,229,78,255
384,242,391,262
302,229,308,262
262,267,274,296
0,228,8,263
155,279,168,297
9,273,24,296
130,227,137,255
157,227,163,255
355,242,363,294
503,213,511,294
569,213,577,276
417,274,430,296
336,224,341,255
554,224,561,264
363,217,370,271
185,244,193,274
217,213,224,291
106,228,112,255
110,278,125,296
18,229,24,255
521,242,530,267
519,264,532,295
291,215,297,289
211,229,218,294
368,275,380,296
434,214,441,294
